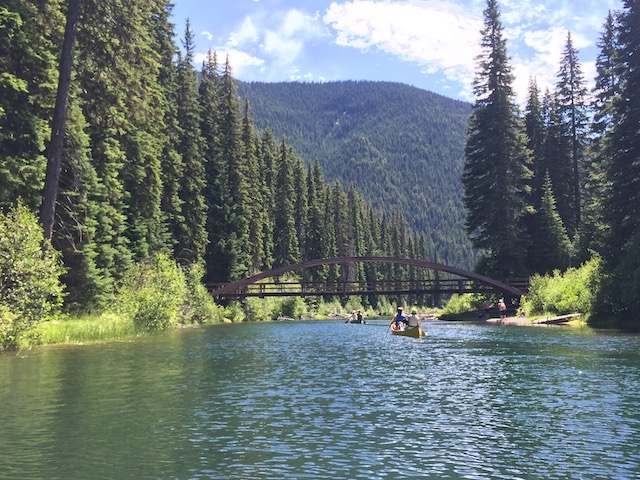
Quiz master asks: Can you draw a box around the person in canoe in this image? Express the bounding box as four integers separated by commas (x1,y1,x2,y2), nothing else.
407,308,421,330
389,306,407,331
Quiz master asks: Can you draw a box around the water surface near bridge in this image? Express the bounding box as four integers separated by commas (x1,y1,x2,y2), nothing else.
1,320,639,479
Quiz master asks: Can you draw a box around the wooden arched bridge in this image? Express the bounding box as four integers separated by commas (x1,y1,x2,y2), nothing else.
206,256,528,300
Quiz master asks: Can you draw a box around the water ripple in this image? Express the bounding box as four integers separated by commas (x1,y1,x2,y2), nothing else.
1,321,640,479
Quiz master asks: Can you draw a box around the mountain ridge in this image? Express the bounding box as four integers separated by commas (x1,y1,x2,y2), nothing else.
236,80,476,269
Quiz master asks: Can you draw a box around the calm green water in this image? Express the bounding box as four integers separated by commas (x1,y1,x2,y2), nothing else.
1,320,640,479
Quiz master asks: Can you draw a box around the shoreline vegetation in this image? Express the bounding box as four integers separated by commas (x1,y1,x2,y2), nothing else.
0,206,615,353
29,307,588,351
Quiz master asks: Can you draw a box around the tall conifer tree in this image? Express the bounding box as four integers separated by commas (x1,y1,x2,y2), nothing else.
462,0,532,278
594,0,640,326
242,99,265,273
602,1,640,264
259,130,277,270
556,31,589,236
524,78,547,205
273,140,299,267
0,0,64,211
174,20,207,264
529,173,572,274
583,11,623,257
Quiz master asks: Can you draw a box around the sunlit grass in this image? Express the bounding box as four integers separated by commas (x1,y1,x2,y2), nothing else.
35,313,140,345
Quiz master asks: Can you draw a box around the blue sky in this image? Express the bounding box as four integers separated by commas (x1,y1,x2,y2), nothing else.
171,0,623,103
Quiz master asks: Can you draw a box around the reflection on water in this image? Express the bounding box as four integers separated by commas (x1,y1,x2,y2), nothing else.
1,321,640,479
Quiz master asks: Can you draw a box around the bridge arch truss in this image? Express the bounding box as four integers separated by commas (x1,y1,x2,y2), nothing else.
207,256,527,299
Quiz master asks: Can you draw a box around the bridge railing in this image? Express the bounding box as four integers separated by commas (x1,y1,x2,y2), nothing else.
206,278,521,298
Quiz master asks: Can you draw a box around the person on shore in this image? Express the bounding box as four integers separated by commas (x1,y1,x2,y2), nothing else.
407,308,421,329
389,306,407,331
498,299,507,322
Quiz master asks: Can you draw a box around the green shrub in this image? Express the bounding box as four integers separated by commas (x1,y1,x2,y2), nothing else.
279,297,304,319
117,253,186,332
522,257,601,315
182,263,224,324
223,302,246,323
0,204,65,349
441,293,484,316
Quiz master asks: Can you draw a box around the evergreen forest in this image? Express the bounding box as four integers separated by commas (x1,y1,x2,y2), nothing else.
1,0,433,333
1,0,640,337
462,0,640,329
235,81,475,269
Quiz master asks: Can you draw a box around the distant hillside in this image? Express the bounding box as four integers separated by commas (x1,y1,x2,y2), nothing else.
236,80,475,269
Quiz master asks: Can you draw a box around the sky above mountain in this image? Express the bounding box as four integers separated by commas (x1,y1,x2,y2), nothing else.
171,0,623,103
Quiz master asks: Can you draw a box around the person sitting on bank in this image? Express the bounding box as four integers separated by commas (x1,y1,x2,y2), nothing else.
407,308,421,329
389,306,407,331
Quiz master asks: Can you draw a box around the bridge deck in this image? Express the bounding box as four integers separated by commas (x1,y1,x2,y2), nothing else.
207,279,528,298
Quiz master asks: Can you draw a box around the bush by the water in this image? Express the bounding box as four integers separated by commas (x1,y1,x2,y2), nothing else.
522,257,601,316
117,255,225,332
0,204,65,349
118,253,186,332
440,293,485,316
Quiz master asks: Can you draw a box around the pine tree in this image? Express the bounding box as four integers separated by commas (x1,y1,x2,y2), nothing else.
529,173,572,274
582,10,623,258
555,31,590,236
40,0,81,240
154,0,181,256
346,185,366,284
594,0,640,327
322,184,340,293
199,50,231,281
293,157,308,262
602,0,640,263
524,78,547,205
258,130,277,270
462,0,532,278
219,56,250,279
542,90,573,231
173,21,207,264
0,0,64,211
273,140,300,267
242,99,265,273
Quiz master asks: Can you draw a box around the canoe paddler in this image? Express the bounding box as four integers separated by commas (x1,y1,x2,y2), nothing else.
389,306,407,331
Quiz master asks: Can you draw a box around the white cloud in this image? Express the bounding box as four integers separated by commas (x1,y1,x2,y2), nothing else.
262,10,325,63
323,1,482,96
227,17,261,48
187,0,623,101
194,49,265,77
198,9,326,80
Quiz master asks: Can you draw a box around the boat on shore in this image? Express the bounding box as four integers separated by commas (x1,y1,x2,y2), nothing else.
391,326,427,337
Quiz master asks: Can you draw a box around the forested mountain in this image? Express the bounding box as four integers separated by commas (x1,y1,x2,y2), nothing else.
236,81,475,269
1,1,437,314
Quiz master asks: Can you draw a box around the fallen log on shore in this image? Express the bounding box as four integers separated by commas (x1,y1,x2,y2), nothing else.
531,313,582,325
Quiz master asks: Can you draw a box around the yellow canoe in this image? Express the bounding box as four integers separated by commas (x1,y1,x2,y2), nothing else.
391,326,427,337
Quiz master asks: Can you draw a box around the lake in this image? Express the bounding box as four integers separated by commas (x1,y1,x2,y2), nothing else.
1,320,639,479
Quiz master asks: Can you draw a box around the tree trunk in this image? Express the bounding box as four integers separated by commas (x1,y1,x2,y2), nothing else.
40,0,81,240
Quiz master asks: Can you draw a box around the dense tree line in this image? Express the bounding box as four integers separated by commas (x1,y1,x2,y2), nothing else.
464,0,640,328
0,0,431,312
